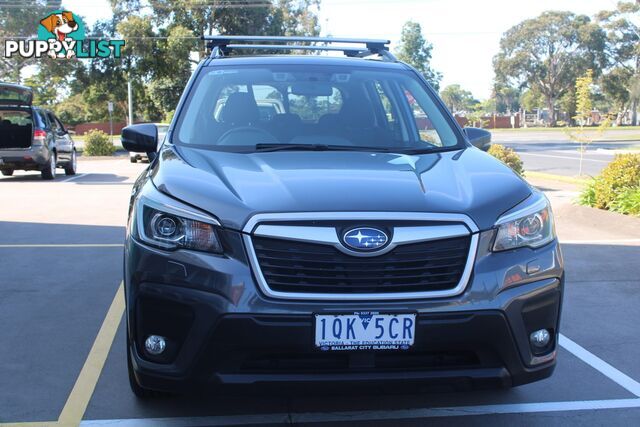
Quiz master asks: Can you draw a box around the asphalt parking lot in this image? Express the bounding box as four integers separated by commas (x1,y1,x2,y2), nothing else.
1,156,640,426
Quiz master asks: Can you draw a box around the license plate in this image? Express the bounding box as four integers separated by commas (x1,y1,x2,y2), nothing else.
315,312,416,351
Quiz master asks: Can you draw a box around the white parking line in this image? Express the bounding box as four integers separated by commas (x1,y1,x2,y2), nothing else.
559,335,640,397
60,173,86,182
79,399,640,426
519,152,610,163
77,333,640,426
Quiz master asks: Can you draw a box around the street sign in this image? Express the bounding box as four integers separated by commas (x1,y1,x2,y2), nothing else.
107,101,113,112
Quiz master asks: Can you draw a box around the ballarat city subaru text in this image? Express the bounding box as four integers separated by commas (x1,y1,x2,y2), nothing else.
121,36,563,397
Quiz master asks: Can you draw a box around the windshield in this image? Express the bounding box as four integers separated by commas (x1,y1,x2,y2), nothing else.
174,64,463,153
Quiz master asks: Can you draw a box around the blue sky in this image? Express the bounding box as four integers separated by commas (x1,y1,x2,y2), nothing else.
63,0,622,99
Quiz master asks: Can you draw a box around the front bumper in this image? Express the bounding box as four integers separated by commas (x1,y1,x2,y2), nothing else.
125,226,564,392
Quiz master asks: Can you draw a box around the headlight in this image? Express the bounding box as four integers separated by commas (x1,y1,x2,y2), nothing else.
493,196,555,251
134,187,222,253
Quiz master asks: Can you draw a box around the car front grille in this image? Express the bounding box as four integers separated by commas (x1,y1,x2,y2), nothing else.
251,235,471,295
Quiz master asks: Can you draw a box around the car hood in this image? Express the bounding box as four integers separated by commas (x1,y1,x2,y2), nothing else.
151,145,532,231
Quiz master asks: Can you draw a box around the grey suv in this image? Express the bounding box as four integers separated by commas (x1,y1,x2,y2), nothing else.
122,36,563,397
0,83,77,179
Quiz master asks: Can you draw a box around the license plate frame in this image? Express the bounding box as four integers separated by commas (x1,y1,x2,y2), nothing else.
314,312,416,352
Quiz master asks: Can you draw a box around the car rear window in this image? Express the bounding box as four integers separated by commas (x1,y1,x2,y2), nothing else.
0,109,32,126
174,64,462,153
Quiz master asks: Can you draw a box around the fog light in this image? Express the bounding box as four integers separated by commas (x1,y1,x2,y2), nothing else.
530,329,551,348
144,335,166,355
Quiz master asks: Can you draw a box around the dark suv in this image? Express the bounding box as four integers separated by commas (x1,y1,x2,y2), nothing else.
0,83,77,179
122,36,563,397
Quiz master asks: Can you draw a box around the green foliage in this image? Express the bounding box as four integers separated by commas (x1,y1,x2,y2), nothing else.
439,84,478,113
592,154,640,209
574,69,594,126
0,0,323,125
83,130,116,156
601,67,634,121
396,21,442,91
609,187,640,216
0,0,62,82
578,179,597,207
520,88,545,112
488,144,524,176
493,11,607,126
493,84,521,114
53,94,90,125
164,110,175,124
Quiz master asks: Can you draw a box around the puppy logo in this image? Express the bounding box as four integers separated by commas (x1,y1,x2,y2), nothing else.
3,10,124,60
40,12,79,42
39,11,80,59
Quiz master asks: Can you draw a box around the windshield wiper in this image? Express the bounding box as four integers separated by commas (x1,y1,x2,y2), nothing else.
254,143,391,153
399,146,462,155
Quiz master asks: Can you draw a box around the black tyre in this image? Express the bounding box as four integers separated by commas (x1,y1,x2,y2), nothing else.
1,169,13,176
41,152,56,180
65,150,77,175
130,155,137,163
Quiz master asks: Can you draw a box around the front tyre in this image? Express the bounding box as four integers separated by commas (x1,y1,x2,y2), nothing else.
1,169,13,176
65,150,77,175
41,152,56,180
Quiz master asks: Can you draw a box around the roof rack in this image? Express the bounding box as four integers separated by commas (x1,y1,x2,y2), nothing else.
202,35,397,61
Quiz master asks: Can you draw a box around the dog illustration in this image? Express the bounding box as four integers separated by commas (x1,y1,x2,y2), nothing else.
40,11,78,59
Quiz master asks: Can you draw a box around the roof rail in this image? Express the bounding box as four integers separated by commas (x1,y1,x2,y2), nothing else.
202,35,397,61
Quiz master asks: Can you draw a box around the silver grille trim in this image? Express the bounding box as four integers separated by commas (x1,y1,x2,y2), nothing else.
243,212,480,301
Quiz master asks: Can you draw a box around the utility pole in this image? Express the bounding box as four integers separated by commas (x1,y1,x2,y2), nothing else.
127,79,133,126
107,101,114,145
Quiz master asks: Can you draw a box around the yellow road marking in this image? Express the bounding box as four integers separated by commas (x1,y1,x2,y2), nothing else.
57,282,125,427
0,244,123,248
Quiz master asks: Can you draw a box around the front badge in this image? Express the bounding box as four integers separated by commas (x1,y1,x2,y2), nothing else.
343,227,389,251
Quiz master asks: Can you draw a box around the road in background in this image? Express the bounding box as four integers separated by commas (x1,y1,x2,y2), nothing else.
492,130,640,177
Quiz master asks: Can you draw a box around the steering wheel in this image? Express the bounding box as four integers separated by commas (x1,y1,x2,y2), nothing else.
217,126,278,146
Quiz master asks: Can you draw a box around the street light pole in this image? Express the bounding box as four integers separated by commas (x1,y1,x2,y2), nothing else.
107,101,114,145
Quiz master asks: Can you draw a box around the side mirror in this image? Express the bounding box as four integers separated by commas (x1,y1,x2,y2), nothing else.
121,123,158,153
464,127,491,151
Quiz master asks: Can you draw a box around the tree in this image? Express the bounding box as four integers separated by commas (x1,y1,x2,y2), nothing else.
0,0,62,82
601,67,634,123
597,1,640,125
494,11,607,126
567,69,611,176
493,84,521,114
95,0,322,122
396,21,442,91
439,84,477,113
575,69,594,126
112,0,321,60
520,88,545,112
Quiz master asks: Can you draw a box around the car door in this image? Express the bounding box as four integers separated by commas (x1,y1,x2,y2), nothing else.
47,111,73,159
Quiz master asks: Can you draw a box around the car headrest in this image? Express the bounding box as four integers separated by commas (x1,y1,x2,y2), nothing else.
339,98,375,128
219,92,259,125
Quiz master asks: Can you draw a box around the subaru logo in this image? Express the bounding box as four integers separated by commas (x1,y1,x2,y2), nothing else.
343,227,389,251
